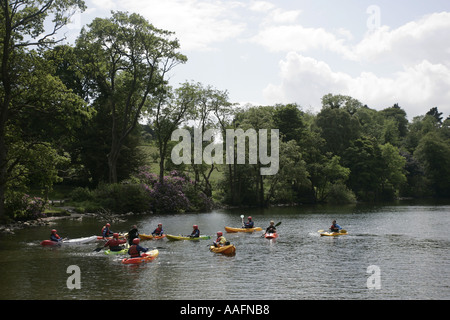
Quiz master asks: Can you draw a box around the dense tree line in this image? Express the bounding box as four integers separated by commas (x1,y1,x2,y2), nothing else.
1,1,449,221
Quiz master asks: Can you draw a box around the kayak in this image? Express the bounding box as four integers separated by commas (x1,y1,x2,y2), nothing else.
264,233,278,239
40,240,62,246
121,249,159,265
104,244,129,255
139,234,166,240
41,235,98,246
210,244,236,255
320,230,348,237
224,226,263,233
166,234,211,241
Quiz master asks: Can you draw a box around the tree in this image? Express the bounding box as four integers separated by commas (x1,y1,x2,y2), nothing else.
316,106,362,156
379,143,406,199
414,132,450,197
75,11,187,183
0,0,86,221
152,82,197,184
426,107,443,125
273,103,305,144
343,136,384,201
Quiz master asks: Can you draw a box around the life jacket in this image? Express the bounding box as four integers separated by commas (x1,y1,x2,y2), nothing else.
101,226,111,236
128,245,140,258
216,236,226,245
50,233,61,241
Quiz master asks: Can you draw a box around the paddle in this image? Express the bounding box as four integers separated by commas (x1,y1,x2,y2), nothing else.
240,214,244,227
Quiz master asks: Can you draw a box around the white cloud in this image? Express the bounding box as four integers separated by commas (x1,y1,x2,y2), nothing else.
249,25,356,60
115,0,246,51
356,12,450,65
263,52,450,118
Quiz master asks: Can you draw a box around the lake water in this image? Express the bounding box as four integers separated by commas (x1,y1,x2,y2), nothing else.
0,201,449,301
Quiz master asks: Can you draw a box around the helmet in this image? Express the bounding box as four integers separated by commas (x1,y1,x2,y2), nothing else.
133,238,140,244
158,223,162,226
193,225,198,229
248,216,252,220
106,223,111,227
217,231,223,236
51,229,57,233
113,233,119,239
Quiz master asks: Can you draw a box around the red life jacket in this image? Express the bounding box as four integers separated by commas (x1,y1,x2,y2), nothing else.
129,245,140,258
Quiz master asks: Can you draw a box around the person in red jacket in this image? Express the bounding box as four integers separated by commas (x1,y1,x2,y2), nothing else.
50,229,63,242
104,233,127,251
128,238,148,258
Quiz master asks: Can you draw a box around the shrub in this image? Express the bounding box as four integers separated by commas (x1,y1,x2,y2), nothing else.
92,183,150,214
5,193,48,221
326,183,357,204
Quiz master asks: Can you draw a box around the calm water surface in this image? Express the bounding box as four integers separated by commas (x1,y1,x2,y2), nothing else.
0,201,449,300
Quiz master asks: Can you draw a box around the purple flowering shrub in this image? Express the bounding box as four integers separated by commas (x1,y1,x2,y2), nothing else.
6,193,48,221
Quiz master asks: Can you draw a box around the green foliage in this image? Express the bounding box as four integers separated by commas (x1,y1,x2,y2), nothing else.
414,132,450,197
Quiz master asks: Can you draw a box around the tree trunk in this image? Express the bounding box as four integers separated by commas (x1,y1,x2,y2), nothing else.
107,140,120,184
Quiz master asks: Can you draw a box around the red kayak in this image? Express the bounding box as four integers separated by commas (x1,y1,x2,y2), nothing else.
40,240,61,246
264,233,278,239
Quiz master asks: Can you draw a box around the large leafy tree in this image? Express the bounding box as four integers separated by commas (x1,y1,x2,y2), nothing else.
0,0,86,221
75,11,187,183
414,132,450,197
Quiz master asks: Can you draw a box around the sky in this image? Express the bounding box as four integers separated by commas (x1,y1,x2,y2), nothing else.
61,0,450,119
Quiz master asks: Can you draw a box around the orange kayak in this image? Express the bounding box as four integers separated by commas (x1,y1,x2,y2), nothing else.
210,244,236,255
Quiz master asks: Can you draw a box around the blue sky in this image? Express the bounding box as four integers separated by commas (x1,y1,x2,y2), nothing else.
62,0,450,119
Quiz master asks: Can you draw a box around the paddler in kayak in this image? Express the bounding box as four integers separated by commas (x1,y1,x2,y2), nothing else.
104,233,127,251
127,225,139,245
151,223,164,236
128,238,148,258
190,225,200,238
101,223,114,238
213,231,227,247
244,216,254,228
330,220,342,233
50,229,63,243
265,221,277,234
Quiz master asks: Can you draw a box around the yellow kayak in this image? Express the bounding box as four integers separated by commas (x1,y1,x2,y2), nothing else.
320,230,348,237
224,226,262,233
209,244,236,255
139,234,166,240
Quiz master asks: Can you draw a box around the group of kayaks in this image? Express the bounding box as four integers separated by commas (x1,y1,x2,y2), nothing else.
40,220,347,264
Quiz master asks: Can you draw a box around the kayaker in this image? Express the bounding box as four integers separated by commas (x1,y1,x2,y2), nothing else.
190,225,200,238
128,238,148,258
50,229,63,242
104,233,127,251
151,223,164,236
127,225,139,245
244,216,254,228
265,221,277,234
213,231,227,247
101,223,113,238
330,220,342,233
